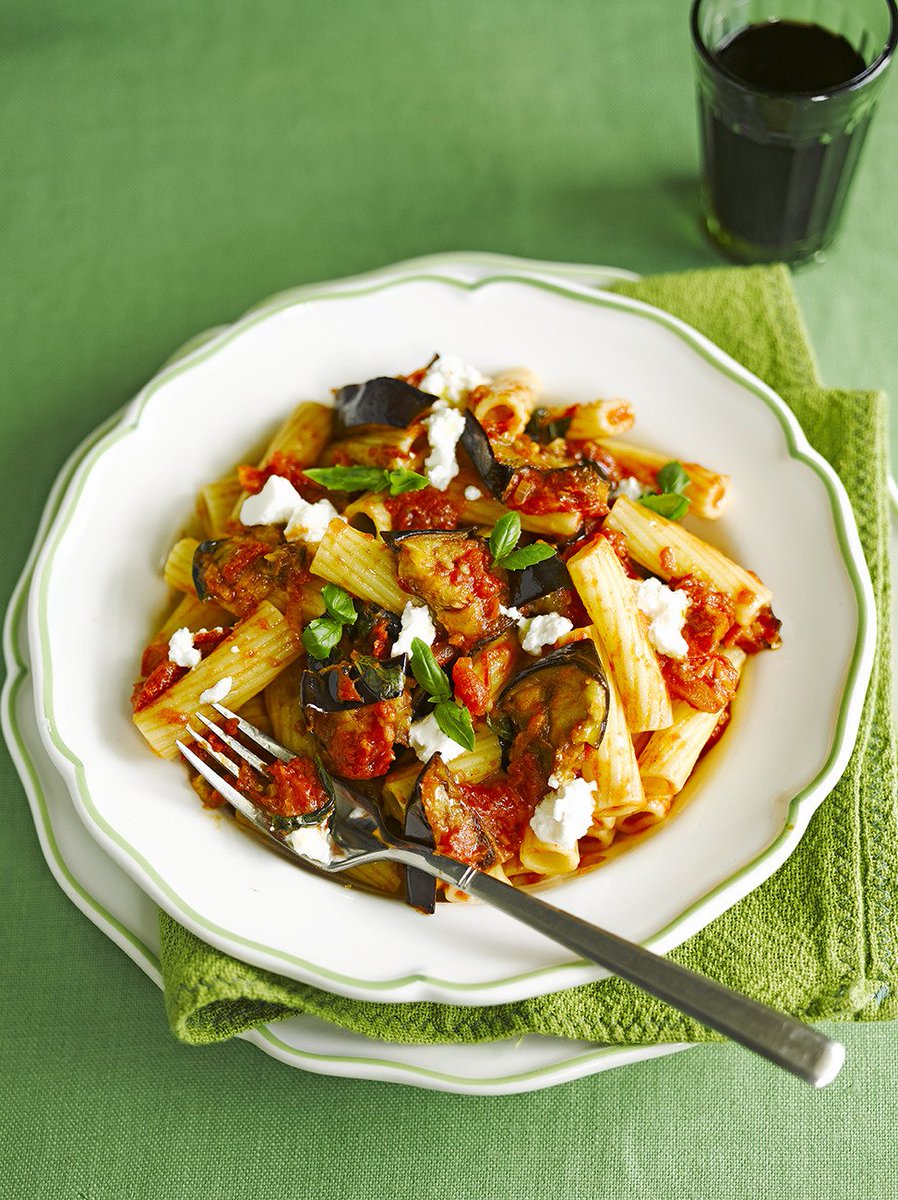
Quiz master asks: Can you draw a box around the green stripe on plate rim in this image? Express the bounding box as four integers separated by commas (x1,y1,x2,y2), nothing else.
27,269,875,996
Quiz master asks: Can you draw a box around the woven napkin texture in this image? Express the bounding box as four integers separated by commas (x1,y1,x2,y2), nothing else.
159,264,896,1046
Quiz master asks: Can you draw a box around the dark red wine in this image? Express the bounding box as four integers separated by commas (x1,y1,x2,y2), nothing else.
716,20,866,93
699,20,870,259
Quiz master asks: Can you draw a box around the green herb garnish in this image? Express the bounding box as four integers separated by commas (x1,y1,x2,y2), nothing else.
488,511,557,570
304,465,430,497
525,407,572,444
639,460,691,522
432,700,475,752
302,584,358,658
408,637,475,751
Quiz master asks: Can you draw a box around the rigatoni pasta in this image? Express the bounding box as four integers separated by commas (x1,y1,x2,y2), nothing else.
130,353,781,907
605,495,772,624
567,538,673,732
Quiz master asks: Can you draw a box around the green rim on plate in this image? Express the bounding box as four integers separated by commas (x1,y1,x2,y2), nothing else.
22,267,876,997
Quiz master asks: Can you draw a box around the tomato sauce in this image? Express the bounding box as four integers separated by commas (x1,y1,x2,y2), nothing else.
567,439,621,481
267,756,330,817
130,627,230,713
369,617,391,660
384,486,462,530
460,776,532,858
506,749,547,817
313,697,410,779
672,574,735,655
504,465,609,518
451,657,492,718
238,453,328,503
661,651,739,713
725,604,783,653
131,659,184,713
220,540,271,586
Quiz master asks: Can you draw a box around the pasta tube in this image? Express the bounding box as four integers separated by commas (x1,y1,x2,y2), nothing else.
566,399,635,440
518,826,581,876
163,538,200,595
461,492,582,538
133,602,302,757
230,401,334,519
568,538,673,732
580,632,647,818
197,475,243,539
604,496,771,624
470,368,540,437
637,648,746,803
600,441,731,519
310,520,408,613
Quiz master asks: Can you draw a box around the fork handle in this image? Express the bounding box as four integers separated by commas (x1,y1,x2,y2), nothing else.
387,846,843,1087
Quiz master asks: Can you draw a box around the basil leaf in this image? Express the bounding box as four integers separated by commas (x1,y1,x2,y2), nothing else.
524,407,548,439
498,542,557,571
321,583,357,626
486,711,514,751
489,511,521,565
433,700,475,752
524,407,571,443
304,466,389,493
386,468,430,496
355,655,407,701
656,461,690,496
408,637,451,702
301,616,344,658
640,493,691,521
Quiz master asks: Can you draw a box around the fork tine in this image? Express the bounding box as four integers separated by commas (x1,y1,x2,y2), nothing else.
185,725,240,777
177,740,267,827
194,711,271,775
211,702,293,762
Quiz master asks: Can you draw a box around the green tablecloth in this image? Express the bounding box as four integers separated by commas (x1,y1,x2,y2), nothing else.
1,2,895,1197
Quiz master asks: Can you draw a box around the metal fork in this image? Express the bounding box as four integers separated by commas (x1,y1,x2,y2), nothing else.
178,704,844,1088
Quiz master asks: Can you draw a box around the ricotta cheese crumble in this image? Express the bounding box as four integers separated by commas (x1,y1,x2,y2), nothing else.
419,355,488,404
422,399,466,491
239,474,341,544
500,605,573,656
633,577,689,660
408,712,466,763
168,627,201,669
390,601,437,658
529,777,597,849
286,822,335,865
610,476,644,502
199,677,233,706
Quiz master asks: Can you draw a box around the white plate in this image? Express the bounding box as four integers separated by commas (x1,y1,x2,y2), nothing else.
25,255,876,1006
4,254,692,1093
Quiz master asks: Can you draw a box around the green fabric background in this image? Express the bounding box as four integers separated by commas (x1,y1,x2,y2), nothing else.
1,2,896,1197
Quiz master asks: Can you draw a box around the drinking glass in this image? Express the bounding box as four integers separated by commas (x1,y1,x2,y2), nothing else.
692,0,898,264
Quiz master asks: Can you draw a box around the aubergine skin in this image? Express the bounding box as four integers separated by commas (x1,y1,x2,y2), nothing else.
335,377,434,429
508,555,572,608
410,754,496,873
192,539,223,601
462,410,609,516
496,640,610,770
403,792,437,914
460,410,515,496
300,656,407,713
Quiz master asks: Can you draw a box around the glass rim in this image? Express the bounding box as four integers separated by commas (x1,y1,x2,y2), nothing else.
690,0,898,100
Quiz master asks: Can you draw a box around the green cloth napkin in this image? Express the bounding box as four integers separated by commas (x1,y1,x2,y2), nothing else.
160,264,896,1047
